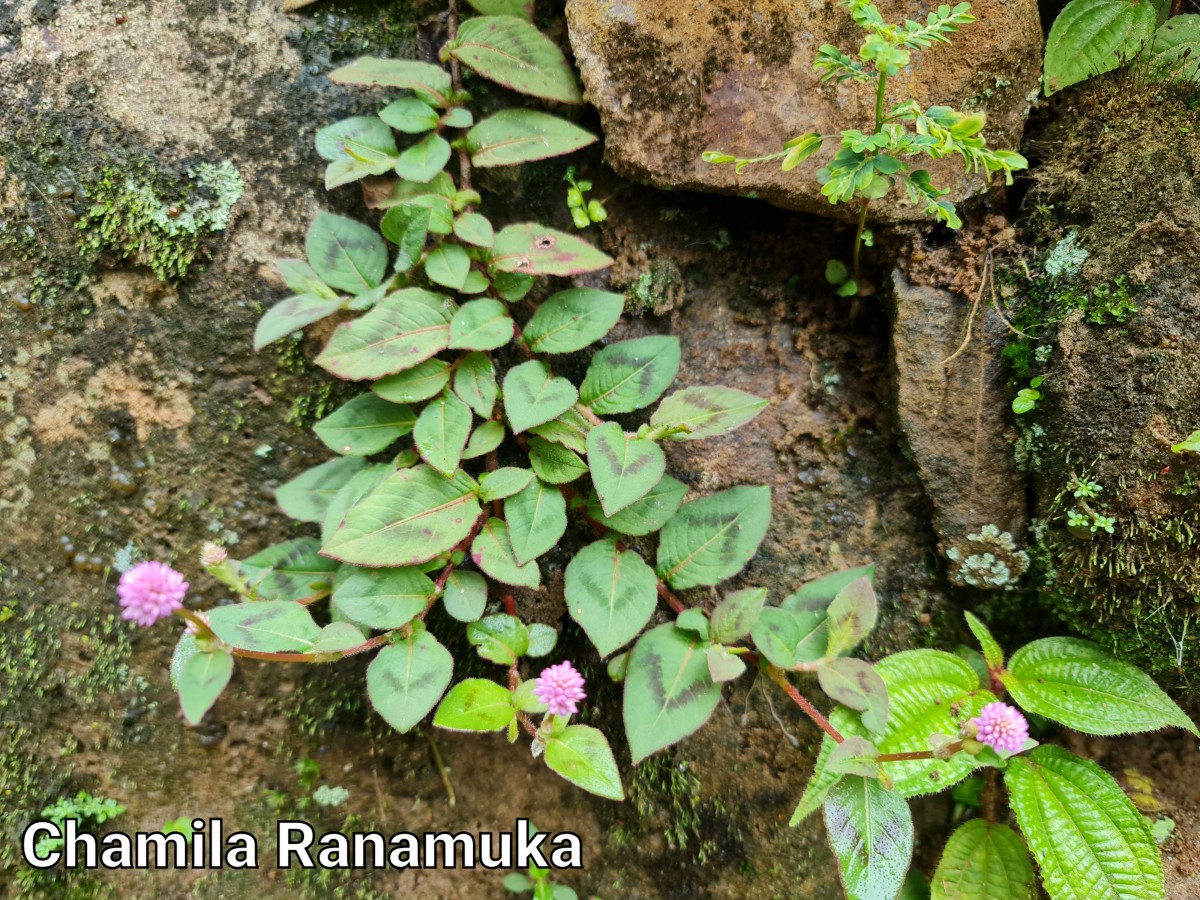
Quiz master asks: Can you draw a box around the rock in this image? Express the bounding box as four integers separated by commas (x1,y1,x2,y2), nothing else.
890,269,1029,588
565,0,1042,221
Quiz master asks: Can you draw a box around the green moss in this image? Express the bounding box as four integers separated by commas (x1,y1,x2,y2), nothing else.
624,258,683,315
76,161,243,281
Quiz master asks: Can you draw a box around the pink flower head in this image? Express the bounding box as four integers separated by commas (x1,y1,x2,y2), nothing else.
970,702,1029,753
534,661,587,717
117,561,188,627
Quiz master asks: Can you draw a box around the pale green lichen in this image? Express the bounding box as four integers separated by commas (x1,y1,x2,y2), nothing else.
947,524,1030,590
1043,230,1088,278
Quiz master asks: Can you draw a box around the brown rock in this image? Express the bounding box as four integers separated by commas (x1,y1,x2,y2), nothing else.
566,0,1042,221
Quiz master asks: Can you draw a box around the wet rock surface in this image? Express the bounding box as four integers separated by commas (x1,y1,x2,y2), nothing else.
565,0,1042,221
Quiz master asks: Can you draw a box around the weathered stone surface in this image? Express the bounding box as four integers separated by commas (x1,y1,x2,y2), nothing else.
566,0,1042,221
890,270,1029,588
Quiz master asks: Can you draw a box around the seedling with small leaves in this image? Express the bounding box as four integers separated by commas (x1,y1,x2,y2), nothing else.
563,165,607,229
705,1,1027,294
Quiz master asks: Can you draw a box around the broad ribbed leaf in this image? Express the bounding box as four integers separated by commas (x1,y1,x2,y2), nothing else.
656,486,771,589
565,537,658,657
1006,746,1164,900
823,776,914,900
332,565,434,629
931,820,1035,900
434,678,516,731
467,109,596,167
254,294,343,350
453,351,498,419
276,456,366,524
504,477,567,565
587,421,666,516
316,288,455,380
623,624,720,763
545,725,625,800
178,648,234,726
586,473,687,536
580,336,680,415
314,394,415,456
207,601,321,652
323,465,481,566
650,386,769,440
466,0,532,18
1003,637,1197,736
305,212,388,296
449,298,513,350
315,116,398,188
372,358,451,403
1043,0,1156,94
329,56,452,106
503,359,578,433
451,16,582,104
1149,15,1200,81
492,224,613,276
523,288,624,354
413,392,472,476
367,631,453,733
471,518,540,588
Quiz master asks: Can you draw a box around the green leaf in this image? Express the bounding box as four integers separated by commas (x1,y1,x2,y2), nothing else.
367,631,453,733
1043,0,1156,94
372,172,455,235
466,0,532,18
1149,15,1200,82
823,776,914,900
448,298,513,350
276,456,366,524
316,288,455,381
178,648,234,726
522,288,625,354
587,422,666,516
525,625,556,656
314,394,415,457
306,212,388,296
528,436,588,484
316,116,398,188
478,466,535,502
372,358,451,403
329,56,453,105
1170,429,1200,454
413,392,473,476
826,736,882,779
964,611,1004,672
471,518,540,588
675,607,709,640
931,820,1035,900
711,587,766,644
504,477,567,565
825,577,878,658
254,294,343,351
650,386,769,440
492,224,613,276
451,16,582,104
494,270,534,301
323,465,482,566
453,351,498,418
503,360,579,433
453,212,494,248
275,258,335,298
586,473,687,536
467,109,596,167
312,621,367,653
705,645,747,682
528,406,592,453
623,624,721,763
207,601,321,652
443,570,487,622
783,564,878,612
1002,637,1197,736
463,418,505,459
378,97,440,133
467,613,530,665
565,537,658,657
818,657,889,736
379,205,431,273
321,463,391,543
782,132,823,172
580,336,680,415
544,725,625,800
656,485,772,589
240,538,339,601
423,242,471,290
1006,746,1164,900
395,131,453,183
434,678,516,731
332,565,434,629
752,606,828,669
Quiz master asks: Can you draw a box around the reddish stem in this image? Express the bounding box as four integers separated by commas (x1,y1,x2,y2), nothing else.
231,633,390,663
767,666,844,744
656,581,687,615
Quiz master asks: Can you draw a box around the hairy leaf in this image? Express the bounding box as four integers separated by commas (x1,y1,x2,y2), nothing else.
931,820,1035,900
372,358,451,403
207,601,321,652
504,477,567,565
329,56,452,105
586,473,687,536
413,392,472,476
824,776,914,900
1044,0,1156,94
449,298,513,350
178,648,234,726
453,351,498,419
503,359,578,433
276,456,366,524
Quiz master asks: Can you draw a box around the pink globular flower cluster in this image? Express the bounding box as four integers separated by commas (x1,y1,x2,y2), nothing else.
970,701,1029,753
534,661,587,717
117,561,188,627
